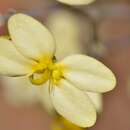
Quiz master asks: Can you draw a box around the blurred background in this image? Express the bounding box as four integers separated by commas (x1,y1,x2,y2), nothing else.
0,0,130,130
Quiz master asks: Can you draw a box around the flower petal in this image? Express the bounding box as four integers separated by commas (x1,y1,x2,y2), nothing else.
3,76,55,114
51,79,96,127
8,13,55,60
3,77,40,106
47,9,82,60
62,55,116,93
38,85,55,115
0,38,35,76
87,92,102,113
56,0,95,5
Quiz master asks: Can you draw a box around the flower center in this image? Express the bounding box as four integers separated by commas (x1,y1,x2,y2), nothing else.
29,56,65,86
51,64,64,85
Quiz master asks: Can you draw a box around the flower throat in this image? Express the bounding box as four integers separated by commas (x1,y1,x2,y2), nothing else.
29,56,64,86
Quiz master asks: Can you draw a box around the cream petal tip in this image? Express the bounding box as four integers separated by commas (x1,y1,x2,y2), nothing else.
56,0,95,5
76,112,97,128
107,71,116,91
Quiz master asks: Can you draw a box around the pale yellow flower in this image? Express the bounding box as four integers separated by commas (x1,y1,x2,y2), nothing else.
3,9,102,115
0,13,116,127
56,0,95,5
